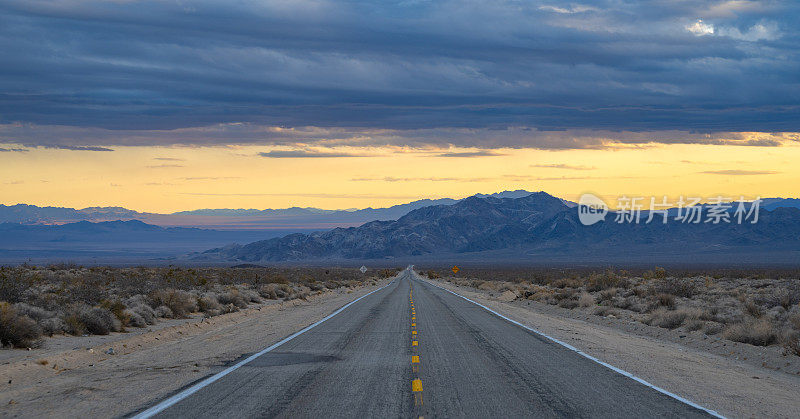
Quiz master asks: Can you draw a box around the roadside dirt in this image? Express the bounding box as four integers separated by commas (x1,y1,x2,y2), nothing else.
0,281,388,418
427,277,800,419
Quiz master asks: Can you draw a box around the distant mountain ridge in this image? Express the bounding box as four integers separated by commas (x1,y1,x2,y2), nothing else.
0,190,535,229
199,192,800,262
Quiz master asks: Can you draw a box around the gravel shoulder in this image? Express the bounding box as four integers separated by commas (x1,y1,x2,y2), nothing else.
0,280,388,418
426,277,800,419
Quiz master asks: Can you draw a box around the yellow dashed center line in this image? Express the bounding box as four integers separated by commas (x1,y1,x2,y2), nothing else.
410,284,423,409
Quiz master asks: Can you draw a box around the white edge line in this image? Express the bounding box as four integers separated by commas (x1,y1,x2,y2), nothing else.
133,279,395,419
417,275,726,419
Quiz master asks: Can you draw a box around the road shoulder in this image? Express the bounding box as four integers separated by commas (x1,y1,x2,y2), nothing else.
0,281,388,418
425,277,800,419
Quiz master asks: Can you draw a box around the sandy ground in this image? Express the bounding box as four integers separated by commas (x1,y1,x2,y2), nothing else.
0,281,388,418
426,277,800,419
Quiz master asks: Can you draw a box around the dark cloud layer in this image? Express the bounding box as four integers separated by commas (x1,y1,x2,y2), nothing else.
0,1,798,149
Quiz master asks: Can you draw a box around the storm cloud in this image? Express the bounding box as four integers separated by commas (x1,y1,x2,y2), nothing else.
0,0,798,149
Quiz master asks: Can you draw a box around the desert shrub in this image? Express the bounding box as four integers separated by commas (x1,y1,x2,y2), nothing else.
218,289,248,308
722,318,779,346
259,284,279,300
553,289,576,301
558,299,578,309
652,277,696,297
597,288,618,302
40,317,67,335
586,270,620,291
149,289,197,318
744,300,763,318
790,313,800,331
155,305,174,318
643,266,668,280
684,319,704,332
239,288,261,303
100,299,130,327
703,322,724,335
551,277,583,289
778,290,800,310
197,293,222,313
425,270,440,279
285,285,310,301
378,268,400,278
79,307,121,335
125,309,147,328
578,292,595,307
655,293,676,309
0,302,42,348
129,303,156,325
593,306,618,317
12,302,56,322
784,332,800,356
64,313,86,335
644,308,688,329
611,296,634,310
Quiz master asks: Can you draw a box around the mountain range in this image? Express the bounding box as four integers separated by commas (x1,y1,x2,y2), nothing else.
0,191,533,230
3,191,797,231
198,192,800,265
3,191,800,265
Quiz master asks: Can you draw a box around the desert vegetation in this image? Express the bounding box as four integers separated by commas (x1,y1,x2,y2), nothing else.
427,267,800,357
0,264,379,348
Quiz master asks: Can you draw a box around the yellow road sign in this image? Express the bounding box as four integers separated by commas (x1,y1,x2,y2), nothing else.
452,266,460,274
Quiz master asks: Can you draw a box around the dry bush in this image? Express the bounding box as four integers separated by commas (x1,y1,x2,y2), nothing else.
778,290,800,310
597,288,618,302
197,293,222,312
217,289,248,308
259,283,279,300
154,305,174,318
652,277,697,298
100,299,130,328
64,313,86,336
425,270,440,279
378,268,400,278
586,270,620,292
551,277,583,289
643,267,668,280
558,298,578,309
790,313,800,331
784,332,800,356
722,318,779,346
12,303,55,323
40,317,67,335
149,289,197,318
578,292,595,307
125,309,147,327
0,302,42,348
655,293,676,309
79,307,121,335
611,296,635,310
593,306,618,317
744,300,763,318
644,308,688,329
703,322,724,335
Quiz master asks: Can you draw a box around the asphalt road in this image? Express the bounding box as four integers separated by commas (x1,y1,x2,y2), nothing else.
139,269,714,418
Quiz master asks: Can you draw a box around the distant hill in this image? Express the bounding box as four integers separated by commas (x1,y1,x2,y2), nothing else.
0,192,529,229
199,193,800,264
0,220,304,264
0,204,146,224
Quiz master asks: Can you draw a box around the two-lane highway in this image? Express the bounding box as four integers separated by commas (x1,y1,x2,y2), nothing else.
135,268,716,418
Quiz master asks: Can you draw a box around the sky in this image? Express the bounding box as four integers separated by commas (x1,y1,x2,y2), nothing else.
0,0,798,212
